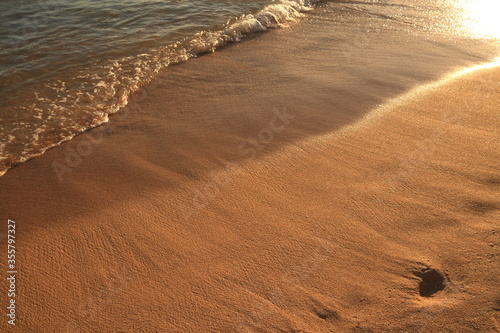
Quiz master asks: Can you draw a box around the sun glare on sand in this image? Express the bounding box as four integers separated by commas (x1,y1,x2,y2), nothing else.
459,0,500,38
345,57,500,132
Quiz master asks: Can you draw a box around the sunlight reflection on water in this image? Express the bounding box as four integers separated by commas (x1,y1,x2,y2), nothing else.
458,0,500,39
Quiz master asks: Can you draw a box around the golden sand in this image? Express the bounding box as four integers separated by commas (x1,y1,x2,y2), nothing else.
1,62,498,332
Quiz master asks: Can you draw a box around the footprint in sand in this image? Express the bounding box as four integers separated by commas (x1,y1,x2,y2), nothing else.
413,267,448,297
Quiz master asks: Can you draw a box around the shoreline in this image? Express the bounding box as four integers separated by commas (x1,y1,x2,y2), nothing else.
1,0,500,178
0,0,323,178
1,2,499,331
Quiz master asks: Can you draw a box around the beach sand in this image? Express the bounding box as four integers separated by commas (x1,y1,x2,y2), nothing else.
1,2,499,332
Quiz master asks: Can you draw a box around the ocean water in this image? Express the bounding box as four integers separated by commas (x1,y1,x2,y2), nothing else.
0,0,319,175
0,0,498,177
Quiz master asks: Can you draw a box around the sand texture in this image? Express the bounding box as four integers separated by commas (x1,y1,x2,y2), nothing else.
1,2,499,332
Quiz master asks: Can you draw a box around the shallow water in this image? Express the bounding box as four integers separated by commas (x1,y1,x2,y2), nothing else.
0,0,320,175
0,0,498,176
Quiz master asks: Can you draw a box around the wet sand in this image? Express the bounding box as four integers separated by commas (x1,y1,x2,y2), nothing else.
1,2,499,332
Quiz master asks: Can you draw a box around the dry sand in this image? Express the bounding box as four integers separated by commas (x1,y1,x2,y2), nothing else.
1,3,500,332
